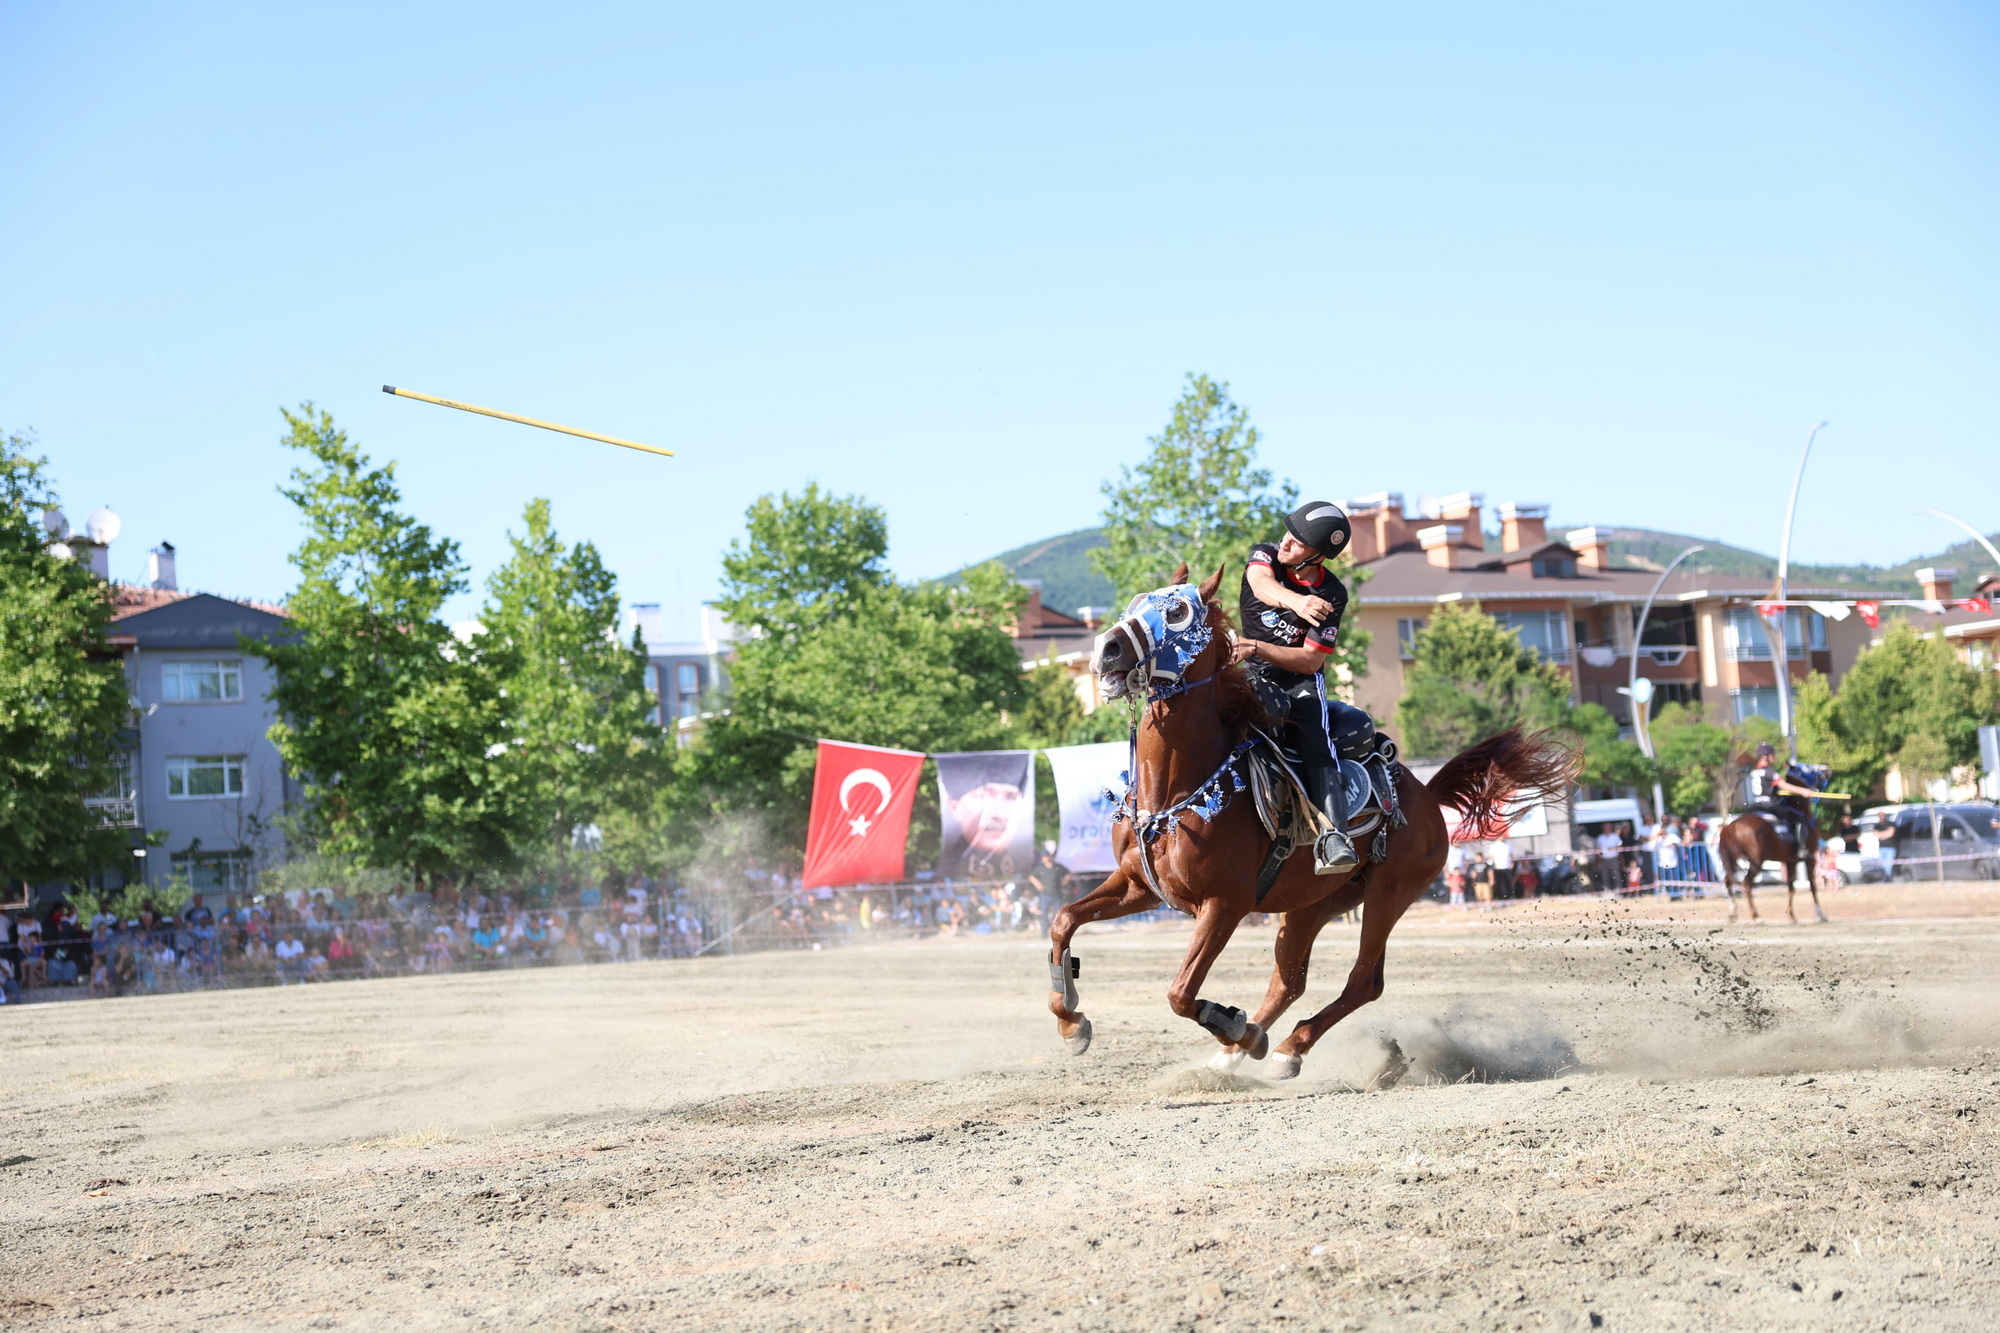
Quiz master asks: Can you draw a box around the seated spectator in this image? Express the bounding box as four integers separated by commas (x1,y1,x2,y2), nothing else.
149,939,178,991
0,955,18,1004
522,916,549,960
326,928,358,976
274,932,306,984
111,943,137,994
89,953,111,997
304,949,330,982
18,916,45,988
470,916,503,962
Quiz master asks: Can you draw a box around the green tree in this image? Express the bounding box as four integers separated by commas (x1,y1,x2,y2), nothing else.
478,498,671,864
1095,372,1371,684
1395,601,1573,760
680,492,1031,859
251,406,511,881
0,433,131,888
1649,702,1737,815
1824,621,1990,799
1016,649,1084,749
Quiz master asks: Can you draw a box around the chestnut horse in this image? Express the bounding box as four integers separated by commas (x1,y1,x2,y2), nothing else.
1048,564,1578,1079
1718,801,1827,923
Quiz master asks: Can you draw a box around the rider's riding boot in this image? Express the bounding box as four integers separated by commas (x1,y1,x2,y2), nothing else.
1309,763,1361,876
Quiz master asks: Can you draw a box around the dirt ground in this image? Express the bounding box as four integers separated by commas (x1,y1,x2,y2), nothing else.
6,882,2000,1332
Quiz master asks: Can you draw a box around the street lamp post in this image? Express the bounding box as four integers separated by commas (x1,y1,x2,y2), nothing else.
1621,544,1706,823
1920,508,2000,576
1766,422,1828,762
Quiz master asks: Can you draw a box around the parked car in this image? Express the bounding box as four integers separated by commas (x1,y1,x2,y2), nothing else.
1873,803,2000,881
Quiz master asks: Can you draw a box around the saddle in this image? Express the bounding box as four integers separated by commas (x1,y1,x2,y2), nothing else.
1753,809,1801,843
1243,722,1403,902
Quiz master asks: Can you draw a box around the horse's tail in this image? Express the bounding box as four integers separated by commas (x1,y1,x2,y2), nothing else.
1426,726,1582,839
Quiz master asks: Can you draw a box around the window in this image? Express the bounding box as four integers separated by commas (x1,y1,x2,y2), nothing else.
170,849,252,895
1635,603,1697,647
1730,687,1780,722
676,663,700,696
166,755,245,799
1531,556,1574,578
1396,618,1426,659
161,660,242,702
642,664,660,694
1646,681,1701,717
1490,610,1570,662
1725,608,1825,660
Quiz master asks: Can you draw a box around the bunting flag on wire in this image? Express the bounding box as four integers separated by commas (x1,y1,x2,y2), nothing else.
801,740,926,889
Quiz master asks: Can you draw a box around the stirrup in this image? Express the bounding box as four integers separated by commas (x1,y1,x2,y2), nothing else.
1314,829,1359,875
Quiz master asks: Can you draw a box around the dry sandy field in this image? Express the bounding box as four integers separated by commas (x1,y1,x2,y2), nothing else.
6,883,2000,1332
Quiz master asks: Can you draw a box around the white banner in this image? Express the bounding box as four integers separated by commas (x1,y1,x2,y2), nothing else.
1043,741,1128,873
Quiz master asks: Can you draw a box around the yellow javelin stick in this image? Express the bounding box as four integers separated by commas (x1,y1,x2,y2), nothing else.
382,385,674,458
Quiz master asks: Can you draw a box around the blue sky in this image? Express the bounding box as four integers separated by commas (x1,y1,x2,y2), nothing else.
5,2,1997,631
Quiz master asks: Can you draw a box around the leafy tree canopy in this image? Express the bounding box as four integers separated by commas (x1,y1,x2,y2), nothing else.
0,432,131,886
1814,620,1995,799
477,498,670,862
252,406,511,879
1395,602,1573,760
1095,372,1371,686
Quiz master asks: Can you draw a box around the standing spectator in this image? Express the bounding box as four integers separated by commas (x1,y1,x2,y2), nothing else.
1515,858,1539,899
1488,839,1513,899
1027,848,1068,927
0,953,18,1004
0,909,15,980
1653,817,1682,897
1468,852,1495,910
1445,844,1466,908
1593,826,1622,894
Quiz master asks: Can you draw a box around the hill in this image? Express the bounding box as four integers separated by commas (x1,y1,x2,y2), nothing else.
953,523,2000,609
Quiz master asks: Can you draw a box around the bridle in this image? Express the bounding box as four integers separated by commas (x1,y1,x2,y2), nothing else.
1095,583,1225,705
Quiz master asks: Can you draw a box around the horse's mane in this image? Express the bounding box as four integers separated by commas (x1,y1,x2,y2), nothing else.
1204,600,1279,738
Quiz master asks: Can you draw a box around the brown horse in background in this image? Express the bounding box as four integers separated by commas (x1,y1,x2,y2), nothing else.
1718,804,1827,923
1048,563,1578,1078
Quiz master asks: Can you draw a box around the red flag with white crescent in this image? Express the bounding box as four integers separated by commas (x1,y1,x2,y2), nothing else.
1855,600,1880,628
802,740,926,889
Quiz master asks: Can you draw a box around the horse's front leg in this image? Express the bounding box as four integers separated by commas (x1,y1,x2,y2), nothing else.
1048,870,1156,1055
1209,887,1352,1074
1167,896,1257,1053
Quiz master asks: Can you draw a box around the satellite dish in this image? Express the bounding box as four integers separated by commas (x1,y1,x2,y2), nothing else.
42,508,68,536
48,542,73,560
1630,677,1655,704
85,507,121,544
1414,494,1443,520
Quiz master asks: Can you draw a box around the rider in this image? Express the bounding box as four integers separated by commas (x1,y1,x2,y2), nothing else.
1231,500,1366,875
1745,741,1816,843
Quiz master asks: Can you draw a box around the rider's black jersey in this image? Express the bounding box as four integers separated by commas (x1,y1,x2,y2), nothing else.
1238,543,1346,689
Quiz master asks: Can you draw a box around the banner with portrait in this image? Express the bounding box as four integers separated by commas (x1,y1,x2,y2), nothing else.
1042,741,1128,873
934,749,1037,880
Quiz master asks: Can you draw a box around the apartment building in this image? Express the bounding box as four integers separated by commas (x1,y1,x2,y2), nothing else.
1339,493,1875,735
100,553,297,900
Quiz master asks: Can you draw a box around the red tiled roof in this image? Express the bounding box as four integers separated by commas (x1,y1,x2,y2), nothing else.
107,584,289,619
1352,549,1868,604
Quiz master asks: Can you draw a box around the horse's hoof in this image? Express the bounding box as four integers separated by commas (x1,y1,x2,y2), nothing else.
1207,1047,1245,1074
1245,1023,1270,1061
1064,1017,1093,1056
1265,1052,1302,1081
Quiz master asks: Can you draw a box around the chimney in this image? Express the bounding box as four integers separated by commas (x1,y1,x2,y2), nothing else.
1074,606,1104,630
625,602,663,645
1916,567,1956,602
148,542,178,591
1566,527,1612,570
1346,491,1410,563
1418,523,1466,569
1498,502,1550,553
1437,492,1486,549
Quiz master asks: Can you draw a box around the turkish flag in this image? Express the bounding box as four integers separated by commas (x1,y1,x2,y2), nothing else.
1855,600,1880,628
802,740,926,889
1958,597,1993,615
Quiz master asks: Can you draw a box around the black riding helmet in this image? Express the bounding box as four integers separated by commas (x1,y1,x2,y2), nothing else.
1284,500,1351,559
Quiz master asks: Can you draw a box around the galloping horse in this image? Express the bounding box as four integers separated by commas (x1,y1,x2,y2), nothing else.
1718,776,1830,923
1048,564,1578,1078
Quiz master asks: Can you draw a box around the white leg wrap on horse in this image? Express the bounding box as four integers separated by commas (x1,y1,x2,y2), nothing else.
1064,1016,1093,1056
1207,1048,1246,1074
1049,948,1080,1011
1265,1052,1302,1080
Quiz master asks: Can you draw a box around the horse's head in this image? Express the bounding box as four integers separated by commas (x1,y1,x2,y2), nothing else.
1091,563,1227,701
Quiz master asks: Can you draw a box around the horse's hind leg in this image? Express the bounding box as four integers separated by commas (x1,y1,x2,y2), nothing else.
1270,874,1424,1079
1806,854,1830,923
1049,870,1156,1055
